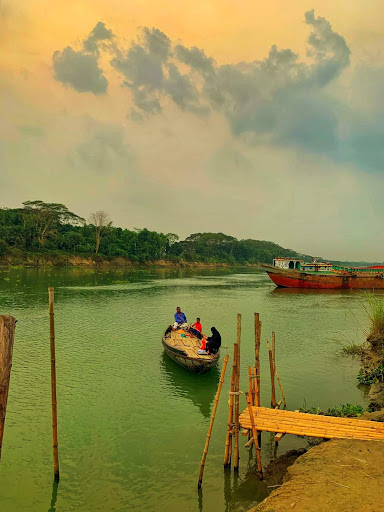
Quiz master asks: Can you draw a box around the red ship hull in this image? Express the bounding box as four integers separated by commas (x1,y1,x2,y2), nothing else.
266,269,384,289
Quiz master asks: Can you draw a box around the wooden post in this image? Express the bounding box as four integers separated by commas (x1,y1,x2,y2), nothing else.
224,342,238,467
273,333,287,409
247,366,253,400
198,354,229,488
254,314,261,407
0,315,16,463
234,314,241,471
48,287,60,482
266,339,276,408
245,392,263,480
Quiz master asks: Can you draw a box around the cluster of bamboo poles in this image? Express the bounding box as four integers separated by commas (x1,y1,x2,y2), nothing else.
198,312,287,488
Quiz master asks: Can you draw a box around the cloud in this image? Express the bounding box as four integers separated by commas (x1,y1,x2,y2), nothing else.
52,21,115,94
70,123,134,173
53,11,384,173
83,21,114,56
53,46,108,94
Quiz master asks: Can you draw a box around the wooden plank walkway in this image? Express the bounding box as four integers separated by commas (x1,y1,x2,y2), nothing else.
239,406,384,441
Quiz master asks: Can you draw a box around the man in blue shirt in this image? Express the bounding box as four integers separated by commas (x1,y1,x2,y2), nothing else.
174,306,188,329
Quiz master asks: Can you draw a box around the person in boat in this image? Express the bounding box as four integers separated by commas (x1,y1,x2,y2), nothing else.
205,327,221,355
190,317,203,339
173,307,188,330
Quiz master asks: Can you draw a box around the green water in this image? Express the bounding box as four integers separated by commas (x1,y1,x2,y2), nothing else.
0,267,370,512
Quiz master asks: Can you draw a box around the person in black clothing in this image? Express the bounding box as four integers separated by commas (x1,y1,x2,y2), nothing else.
205,327,221,354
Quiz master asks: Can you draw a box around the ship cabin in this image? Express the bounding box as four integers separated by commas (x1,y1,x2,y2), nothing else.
273,258,333,272
300,260,333,272
273,257,304,270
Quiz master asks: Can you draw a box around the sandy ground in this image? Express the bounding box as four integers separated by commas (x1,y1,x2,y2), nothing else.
251,437,384,512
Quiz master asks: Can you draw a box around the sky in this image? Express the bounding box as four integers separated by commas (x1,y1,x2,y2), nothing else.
1,0,384,260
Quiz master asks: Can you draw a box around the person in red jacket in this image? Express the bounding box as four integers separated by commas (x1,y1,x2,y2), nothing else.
191,317,203,339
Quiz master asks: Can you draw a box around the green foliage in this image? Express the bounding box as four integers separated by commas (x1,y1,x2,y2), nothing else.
340,342,364,356
0,202,311,264
300,403,365,417
357,364,384,385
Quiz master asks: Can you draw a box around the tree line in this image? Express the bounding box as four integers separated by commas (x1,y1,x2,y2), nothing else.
0,200,309,264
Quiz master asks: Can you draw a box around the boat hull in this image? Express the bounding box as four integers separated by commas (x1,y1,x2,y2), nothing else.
266,269,384,289
162,339,220,374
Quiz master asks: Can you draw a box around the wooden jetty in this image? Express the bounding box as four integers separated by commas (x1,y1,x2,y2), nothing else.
239,407,384,442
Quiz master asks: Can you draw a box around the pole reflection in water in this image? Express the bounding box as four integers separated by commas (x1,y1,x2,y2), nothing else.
48,480,58,512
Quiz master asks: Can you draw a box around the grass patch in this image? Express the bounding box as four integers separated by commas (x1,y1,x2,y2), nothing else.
364,292,384,348
341,341,365,356
300,403,365,417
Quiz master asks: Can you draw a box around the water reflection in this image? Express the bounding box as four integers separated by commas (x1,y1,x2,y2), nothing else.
48,480,58,512
160,353,220,418
223,465,268,512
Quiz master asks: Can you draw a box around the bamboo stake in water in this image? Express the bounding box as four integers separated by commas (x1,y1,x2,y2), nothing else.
266,339,276,408
0,315,16,463
272,332,287,409
233,314,241,471
254,314,261,407
198,354,229,488
48,287,60,482
245,392,263,480
253,313,259,405
224,342,238,467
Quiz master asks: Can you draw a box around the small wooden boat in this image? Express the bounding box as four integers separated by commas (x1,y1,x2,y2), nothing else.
162,327,220,373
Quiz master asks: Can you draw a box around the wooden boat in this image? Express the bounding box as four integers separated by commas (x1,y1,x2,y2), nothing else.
263,257,384,289
162,327,220,373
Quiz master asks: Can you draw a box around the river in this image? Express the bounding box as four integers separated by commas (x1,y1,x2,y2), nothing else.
0,267,369,512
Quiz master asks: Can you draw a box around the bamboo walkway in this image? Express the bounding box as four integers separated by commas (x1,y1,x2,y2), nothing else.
239,406,384,441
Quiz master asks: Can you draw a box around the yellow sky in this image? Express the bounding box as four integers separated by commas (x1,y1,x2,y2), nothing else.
3,0,384,73
2,0,384,259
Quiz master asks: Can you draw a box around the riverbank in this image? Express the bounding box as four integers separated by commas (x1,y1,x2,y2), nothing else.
252,430,384,512
0,251,257,269
251,320,384,511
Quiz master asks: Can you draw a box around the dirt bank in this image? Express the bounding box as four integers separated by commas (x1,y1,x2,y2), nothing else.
252,436,384,512
0,252,255,269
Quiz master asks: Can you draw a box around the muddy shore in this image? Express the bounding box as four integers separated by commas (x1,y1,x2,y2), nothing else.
0,253,260,269
252,433,384,512
250,339,384,512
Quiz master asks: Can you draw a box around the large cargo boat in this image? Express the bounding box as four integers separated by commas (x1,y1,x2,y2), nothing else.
263,257,384,289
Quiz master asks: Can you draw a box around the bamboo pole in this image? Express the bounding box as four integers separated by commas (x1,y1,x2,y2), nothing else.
233,314,241,471
247,366,253,400
253,314,259,406
245,392,263,480
254,315,261,407
0,315,16,463
48,287,60,482
224,342,238,467
266,339,276,408
272,333,286,409
198,354,229,488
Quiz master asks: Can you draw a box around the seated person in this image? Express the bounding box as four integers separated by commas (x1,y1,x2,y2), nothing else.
173,307,188,329
205,327,221,354
190,317,203,339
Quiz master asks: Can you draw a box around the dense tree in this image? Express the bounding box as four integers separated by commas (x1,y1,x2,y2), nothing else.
4,201,369,266
22,200,84,248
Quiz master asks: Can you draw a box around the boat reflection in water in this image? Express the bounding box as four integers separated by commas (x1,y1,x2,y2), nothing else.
160,352,220,418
